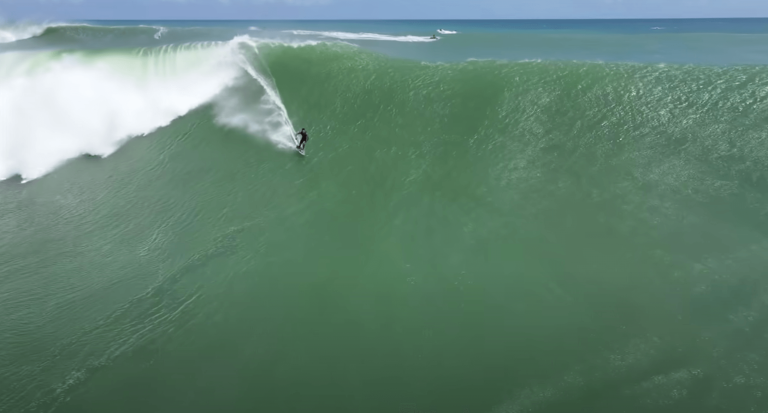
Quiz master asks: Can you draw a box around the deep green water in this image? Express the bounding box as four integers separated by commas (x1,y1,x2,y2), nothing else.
3,20,768,413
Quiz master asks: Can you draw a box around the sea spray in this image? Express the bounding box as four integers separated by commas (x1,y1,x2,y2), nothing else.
0,36,302,181
0,21,55,43
212,36,298,149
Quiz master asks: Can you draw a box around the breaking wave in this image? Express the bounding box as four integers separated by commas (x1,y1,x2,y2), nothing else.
0,36,299,181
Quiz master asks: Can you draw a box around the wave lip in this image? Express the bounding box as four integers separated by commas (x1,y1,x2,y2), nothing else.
286,30,437,42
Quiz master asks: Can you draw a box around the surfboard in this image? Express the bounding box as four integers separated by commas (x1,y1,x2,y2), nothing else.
296,147,305,156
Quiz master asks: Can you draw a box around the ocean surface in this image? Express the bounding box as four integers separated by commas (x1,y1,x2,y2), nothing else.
2,18,768,413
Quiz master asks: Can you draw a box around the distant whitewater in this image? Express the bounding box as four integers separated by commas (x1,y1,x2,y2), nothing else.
286,30,437,42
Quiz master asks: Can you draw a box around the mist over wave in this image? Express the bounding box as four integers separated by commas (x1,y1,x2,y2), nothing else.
213,36,298,149
0,21,60,43
0,36,299,181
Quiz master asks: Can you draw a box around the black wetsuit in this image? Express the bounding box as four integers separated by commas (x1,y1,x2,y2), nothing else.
297,130,308,150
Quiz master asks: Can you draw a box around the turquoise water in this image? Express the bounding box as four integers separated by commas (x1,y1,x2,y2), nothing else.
2,19,768,413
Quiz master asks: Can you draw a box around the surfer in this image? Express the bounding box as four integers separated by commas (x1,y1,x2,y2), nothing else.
431,34,437,39
296,128,308,151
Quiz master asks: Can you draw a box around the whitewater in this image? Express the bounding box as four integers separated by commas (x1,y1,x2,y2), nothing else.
0,33,303,181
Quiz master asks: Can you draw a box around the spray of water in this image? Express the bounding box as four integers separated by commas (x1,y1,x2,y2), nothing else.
0,36,304,182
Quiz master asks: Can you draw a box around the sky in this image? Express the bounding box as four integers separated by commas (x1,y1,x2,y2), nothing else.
1,0,768,20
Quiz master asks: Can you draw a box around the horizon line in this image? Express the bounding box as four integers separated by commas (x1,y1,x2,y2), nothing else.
76,17,768,21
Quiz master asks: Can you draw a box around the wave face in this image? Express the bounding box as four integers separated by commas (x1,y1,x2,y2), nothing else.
4,19,768,413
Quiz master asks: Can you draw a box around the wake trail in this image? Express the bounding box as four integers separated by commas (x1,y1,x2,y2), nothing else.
213,36,298,150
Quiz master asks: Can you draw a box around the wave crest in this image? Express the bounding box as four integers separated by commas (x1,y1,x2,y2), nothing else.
0,22,59,43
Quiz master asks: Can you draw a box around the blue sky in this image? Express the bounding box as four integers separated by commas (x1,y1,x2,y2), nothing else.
1,0,767,20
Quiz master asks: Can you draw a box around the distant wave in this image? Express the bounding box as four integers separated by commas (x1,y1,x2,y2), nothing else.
437,29,458,34
0,22,147,44
651,27,665,30
0,22,63,43
249,27,261,31
286,30,437,42
1,22,173,44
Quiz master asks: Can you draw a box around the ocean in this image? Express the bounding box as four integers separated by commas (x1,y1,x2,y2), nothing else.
2,19,768,413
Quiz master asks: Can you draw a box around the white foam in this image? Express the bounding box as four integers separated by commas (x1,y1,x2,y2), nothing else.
248,27,261,31
437,29,457,34
0,22,53,43
286,30,437,42
243,37,326,48
0,41,246,181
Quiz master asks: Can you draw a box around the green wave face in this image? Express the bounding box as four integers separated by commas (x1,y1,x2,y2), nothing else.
267,43,768,215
